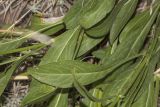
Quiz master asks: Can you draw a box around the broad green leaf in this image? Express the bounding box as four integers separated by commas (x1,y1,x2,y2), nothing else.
28,54,142,88
28,16,64,35
110,0,138,44
77,33,103,57
119,11,150,43
21,79,56,106
79,0,116,29
40,26,81,64
126,5,160,57
86,0,128,37
29,60,99,88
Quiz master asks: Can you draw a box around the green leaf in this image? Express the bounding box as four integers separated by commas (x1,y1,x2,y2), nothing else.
25,25,81,107
110,39,118,54
93,6,160,106
120,65,148,107
105,16,160,105
40,26,81,64
29,16,64,35
0,26,52,55
21,79,56,106
101,62,138,106
86,0,128,37
122,24,160,107
48,89,68,107
72,68,104,103
146,79,155,107
0,52,35,96
0,38,26,52
81,88,103,107
65,0,115,30
0,44,43,55
64,0,88,29
40,27,81,107
77,33,103,57
107,59,147,107
28,54,142,88
0,57,21,66
79,0,116,29
101,9,160,100
92,47,110,60
126,5,160,57
103,6,158,65
153,77,160,107
110,0,138,44
132,78,155,107
119,11,150,43
102,62,137,89
29,60,99,88
133,50,160,103
132,89,148,107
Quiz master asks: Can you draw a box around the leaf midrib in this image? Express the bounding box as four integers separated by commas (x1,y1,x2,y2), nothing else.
55,26,79,61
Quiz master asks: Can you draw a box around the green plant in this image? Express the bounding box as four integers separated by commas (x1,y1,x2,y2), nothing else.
0,0,160,107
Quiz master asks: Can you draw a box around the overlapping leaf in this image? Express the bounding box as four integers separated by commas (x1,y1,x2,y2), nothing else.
77,33,104,57
28,54,141,88
24,26,81,106
40,26,81,64
86,0,128,37
110,0,138,44
3,0,159,107
79,0,115,29
0,51,37,96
